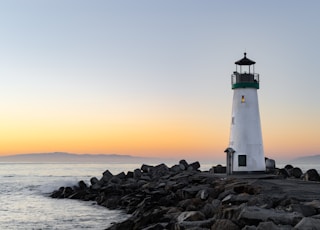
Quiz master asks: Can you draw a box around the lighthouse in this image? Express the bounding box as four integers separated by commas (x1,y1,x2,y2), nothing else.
225,53,266,174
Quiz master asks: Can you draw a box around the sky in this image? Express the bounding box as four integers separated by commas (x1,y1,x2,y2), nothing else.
0,1,319,163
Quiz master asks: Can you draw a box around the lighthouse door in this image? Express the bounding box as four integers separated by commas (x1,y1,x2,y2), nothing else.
227,152,233,175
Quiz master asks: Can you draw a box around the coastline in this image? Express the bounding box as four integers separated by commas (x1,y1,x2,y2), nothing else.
50,160,320,229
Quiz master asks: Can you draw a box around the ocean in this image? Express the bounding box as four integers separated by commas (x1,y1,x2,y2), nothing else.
0,163,139,230
0,162,317,229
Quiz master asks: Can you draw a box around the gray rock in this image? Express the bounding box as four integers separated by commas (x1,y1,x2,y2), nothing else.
221,203,246,221
91,182,101,190
218,189,235,200
102,196,121,209
102,169,113,182
152,163,169,177
294,217,320,230
222,193,251,205
126,171,134,178
197,189,209,200
309,214,320,219
177,211,205,223
110,176,122,184
50,187,64,198
238,206,303,226
201,203,215,218
177,199,193,210
303,169,320,181
140,175,151,181
290,203,316,217
284,164,294,170
107,219,134,230
141,164,154,173
141,223,166,230
233,184,259,195
291,167,303,179
188,161,201,171
62,187,73,198
179,217,215,229
303,200,320,210
182,185,209,198
78,180,87,190
170,164,182,173
179,159,189,170
211,219,240,230
90,177,99,185
276,168,290,178
212,199,222,213
257,221,292,230
247,195,274,209
241,226,257,230
115,172,126,179
133,168,142,178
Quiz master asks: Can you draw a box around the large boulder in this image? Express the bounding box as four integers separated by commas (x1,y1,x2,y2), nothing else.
291,167,303,179
179,218,215,229
247,194,274,209
257,221,292,230
276,168,290,178
188,161,201,171
211,219,240,230
294,217,320,230
170,164,182,173
62,186,74,198
179,159,189,171
222,193,252,205
141,164,154,173
78,180,87,190
101,170,113,182
177,211,206,223
303,169,320,181
237,206,303,226
152,163,169,177
90,177,99,185
284,164,294,170
290,203,317,217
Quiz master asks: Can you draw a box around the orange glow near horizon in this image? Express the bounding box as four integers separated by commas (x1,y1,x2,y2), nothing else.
0,109,230,160
1,104,319,162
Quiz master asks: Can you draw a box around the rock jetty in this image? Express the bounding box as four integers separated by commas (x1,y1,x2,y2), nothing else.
50,160,320,230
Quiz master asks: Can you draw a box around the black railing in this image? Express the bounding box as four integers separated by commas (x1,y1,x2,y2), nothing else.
231,72,259,85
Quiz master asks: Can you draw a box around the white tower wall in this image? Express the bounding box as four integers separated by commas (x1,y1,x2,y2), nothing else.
229,88,266,172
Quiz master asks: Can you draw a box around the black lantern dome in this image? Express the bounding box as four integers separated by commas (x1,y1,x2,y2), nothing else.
231,53,259,89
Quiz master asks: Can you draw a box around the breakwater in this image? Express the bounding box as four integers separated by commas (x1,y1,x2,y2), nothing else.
50,160,320,229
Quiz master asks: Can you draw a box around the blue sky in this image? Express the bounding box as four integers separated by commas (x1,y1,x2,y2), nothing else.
0,1,319,162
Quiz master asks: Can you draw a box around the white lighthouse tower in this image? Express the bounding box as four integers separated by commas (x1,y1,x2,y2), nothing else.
225,53,266,174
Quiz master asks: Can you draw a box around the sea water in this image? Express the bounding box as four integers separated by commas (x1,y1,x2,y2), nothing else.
0,163,140,230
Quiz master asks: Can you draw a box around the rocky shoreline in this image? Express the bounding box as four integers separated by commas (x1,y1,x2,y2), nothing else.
50,160,320,229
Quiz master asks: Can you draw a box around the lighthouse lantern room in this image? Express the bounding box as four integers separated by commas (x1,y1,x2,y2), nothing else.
225,53,266,174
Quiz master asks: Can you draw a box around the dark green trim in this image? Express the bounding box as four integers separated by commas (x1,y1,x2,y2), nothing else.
232,82,259,89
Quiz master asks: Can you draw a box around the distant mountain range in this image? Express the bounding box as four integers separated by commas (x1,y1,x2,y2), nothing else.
292,154,320,164
0,152,160,164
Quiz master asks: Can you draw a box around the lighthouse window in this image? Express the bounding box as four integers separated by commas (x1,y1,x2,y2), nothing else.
241,95,245,103
238,155,247,167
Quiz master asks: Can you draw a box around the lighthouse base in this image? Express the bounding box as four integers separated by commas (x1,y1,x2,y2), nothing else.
230,170,266,175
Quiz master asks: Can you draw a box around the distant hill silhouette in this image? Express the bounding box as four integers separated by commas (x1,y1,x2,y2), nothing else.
292,154,320,164
0,152,159,163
